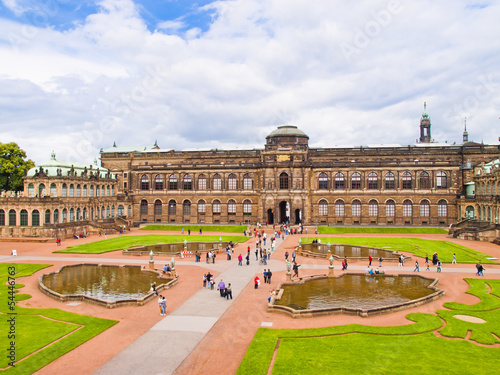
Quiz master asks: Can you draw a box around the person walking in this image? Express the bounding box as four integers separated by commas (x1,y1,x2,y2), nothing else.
267,269,272,283
379,255,383,267
151,282,158,296
425,260,430,271
218,279,226,297
437,260,442,273
226,283,233,299
477,263,485,277
203,274,207,288
452,253,457,264
158,295,165,316
263,269,268,283
254,276,260,289
161,296,167,316
414,260,420,272
238,253,243,266
212,252,216,263
292,261,300,278
246,252,250,265
368,255,372,266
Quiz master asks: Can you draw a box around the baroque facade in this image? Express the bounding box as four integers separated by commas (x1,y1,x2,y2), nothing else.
100,105,499,227
0,153,130,238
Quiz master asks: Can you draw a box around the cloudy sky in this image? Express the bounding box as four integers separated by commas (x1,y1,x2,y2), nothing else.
0,0,499,164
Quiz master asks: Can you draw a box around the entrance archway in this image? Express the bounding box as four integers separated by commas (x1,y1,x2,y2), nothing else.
294,209,301,224
267,209,274,225
279,201,289,224
465,206,475,219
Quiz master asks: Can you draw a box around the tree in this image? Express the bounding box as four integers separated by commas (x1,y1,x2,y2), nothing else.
0,142,35,192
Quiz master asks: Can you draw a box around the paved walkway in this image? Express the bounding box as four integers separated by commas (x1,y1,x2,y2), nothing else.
93,237,286,375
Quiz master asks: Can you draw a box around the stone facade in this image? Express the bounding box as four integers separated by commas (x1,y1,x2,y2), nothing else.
100,113,499,227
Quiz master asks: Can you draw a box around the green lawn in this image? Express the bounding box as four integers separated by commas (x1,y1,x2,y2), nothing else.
303,237,497,264
141,224,248,233
317,226,447,234
55,234,249,254
0,263,117,375
237,279,500,375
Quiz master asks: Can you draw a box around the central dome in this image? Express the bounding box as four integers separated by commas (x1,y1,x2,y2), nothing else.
265,125,309,151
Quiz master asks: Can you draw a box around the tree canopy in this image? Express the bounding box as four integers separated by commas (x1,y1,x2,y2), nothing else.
0,142,35,191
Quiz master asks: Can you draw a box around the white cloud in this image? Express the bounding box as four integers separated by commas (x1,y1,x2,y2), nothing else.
0,0,499,164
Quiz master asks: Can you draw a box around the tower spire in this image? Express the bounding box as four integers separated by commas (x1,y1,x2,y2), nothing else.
419,101,431,143
463,117,469,143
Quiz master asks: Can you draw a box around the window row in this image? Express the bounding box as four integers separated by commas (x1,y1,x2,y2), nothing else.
27,183,115,198
140,173,253,191
317,171,449,190
317,199,448,217
476,180,500,196
0,205,130,226
140,199,253,216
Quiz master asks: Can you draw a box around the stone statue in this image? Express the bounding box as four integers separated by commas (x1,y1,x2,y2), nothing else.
170,256,176,270
149,250,154,262
329,255,334,267
286,259,292,273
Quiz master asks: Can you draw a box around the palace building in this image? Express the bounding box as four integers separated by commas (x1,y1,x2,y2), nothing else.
1,104,498,238
100,104,498,227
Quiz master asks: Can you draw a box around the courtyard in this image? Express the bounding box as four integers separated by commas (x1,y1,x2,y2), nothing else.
1,227,499,374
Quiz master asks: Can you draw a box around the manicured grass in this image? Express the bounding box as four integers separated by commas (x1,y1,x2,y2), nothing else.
55,234,249,254
317,226,448,234
303,237,498,264
237,279,500,375
0,263,117,375
444,279,500,311
141,224,248,233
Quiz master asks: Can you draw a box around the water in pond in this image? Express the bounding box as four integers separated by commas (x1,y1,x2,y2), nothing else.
128,242,229,254
275,274,434,311
41,265,171,301
301,243,398,259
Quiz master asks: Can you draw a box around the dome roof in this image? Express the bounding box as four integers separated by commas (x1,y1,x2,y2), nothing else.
267,125,308,138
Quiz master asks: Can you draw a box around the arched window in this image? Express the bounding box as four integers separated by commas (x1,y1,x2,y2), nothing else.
198,174,207,190
183,175,192,190
419,172,430,189
53,209,59,224
213,174,222,190
140,200,148,215
243,174,252,190
62,183,68,197
106,206,110,218
9,209,17,226
28,183,34,197
318,173,328,190
368,172,378,189
352,199,361,216
385,172,395,189
183,200,191,216
69,208,74,222
438,200,448,217
243,199,252,214
20,210,28,226
101,206,106,219
76,208,81,221
90,185,94,197
351,173,361,190
385,200,395,217
154,200,162,216
318,199,328,216
402,172,412,189
437,171,447,189
335,200,345,217
168,175,178,190
38,183,46,197
335,173,345,189
369,200,378,217
82,185,87,197
95,208,99,220
168,200,176,216
213,199,221,214
128,205,132,217
198,200,206,214
154,175,164,190
141,175,149,190
69,184,75,197
228,174,237,190
101,186,105,196
32,210,40,226
62,208,67,222
228,199,236,214
96,185,100,197
403,199,413,217
279,172,289,189
111,186,115,196
50,183,57,197
0,209,4,226
420,199,430,217
83,208,88,220
118,205,124,216
106,186,110,196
